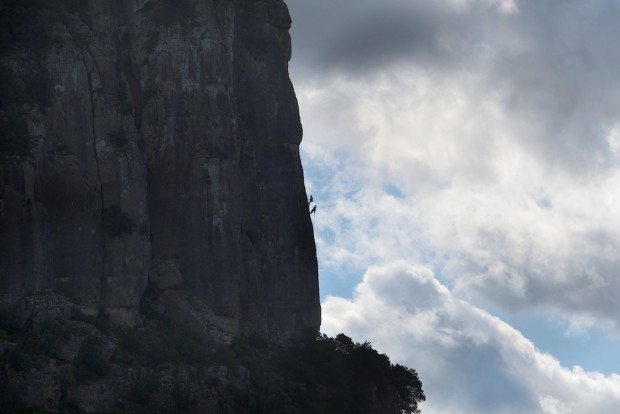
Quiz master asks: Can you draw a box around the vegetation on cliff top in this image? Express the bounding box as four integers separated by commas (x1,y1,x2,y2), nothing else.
0,297,425,414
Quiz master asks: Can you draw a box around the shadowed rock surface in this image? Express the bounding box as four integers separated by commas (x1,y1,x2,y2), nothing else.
0,0,320,339
0,293,424,413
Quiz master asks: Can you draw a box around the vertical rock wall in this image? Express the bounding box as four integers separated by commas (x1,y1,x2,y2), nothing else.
0,0,320,338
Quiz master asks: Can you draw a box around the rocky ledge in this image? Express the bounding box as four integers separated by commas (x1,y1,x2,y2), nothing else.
0,291,424,414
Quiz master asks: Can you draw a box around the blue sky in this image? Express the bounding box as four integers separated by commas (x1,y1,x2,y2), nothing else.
286,0,620,413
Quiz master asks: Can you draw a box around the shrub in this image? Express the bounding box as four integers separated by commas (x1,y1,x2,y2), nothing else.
129,377,159,405
71,311,111,336
115,323,213,368
73,336,107,381
0,309,21,333
5,347,49,372
275,333,426,414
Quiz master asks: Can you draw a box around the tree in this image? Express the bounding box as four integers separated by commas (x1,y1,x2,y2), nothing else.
392,363,425,414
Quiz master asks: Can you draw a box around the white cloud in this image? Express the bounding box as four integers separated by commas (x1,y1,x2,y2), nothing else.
300,67,620,332
447,0,519,14
321,262,620,414
290,0,620,411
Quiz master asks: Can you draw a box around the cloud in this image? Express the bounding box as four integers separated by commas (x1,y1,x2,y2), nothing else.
321,262,620,414
292,0,620,333
487,0,620,173
288,0,522,75
418,173,620,328
290,0,620,170
289,0,620,410
299,67,620,332
316,10,450,75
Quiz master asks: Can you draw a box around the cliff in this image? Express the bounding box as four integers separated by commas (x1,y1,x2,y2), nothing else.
0,0,320,340
0,2,428,412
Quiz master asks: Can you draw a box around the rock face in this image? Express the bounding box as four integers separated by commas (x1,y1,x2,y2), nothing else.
0,0,320,338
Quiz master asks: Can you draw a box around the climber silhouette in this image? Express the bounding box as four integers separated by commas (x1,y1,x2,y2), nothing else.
308,195,313,206
310,205,317,215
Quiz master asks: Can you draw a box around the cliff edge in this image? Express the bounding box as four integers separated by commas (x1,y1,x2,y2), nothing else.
0,0,320,339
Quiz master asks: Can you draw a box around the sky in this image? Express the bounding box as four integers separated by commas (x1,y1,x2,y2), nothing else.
285,0,620,413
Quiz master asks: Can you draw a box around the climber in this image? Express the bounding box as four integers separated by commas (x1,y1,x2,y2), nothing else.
308,195,313,206
310,205,317,215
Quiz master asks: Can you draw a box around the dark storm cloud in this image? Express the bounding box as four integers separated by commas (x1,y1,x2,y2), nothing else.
288,0,620,172
287,0,456,76
490,0,620,173
316,11,450,74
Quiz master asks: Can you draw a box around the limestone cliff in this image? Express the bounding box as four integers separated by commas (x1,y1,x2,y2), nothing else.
0,0,320,339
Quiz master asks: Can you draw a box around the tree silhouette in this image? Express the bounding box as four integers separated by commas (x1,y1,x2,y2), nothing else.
280,332,426,413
